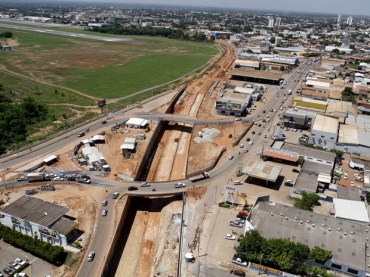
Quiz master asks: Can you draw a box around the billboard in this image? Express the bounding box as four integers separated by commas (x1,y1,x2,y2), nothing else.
98,99,106,107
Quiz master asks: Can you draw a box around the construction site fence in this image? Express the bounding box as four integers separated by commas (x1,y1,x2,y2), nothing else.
186,147,226,179
176,192,186,277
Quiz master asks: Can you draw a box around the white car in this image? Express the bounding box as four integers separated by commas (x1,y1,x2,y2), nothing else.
53,177,64,181
235,117,241,121
141,182,150,187
102,210,108,216
248,141,253,145
228,155,234,160
15,258,25,266
175,183,186,188
239,144,244,148
285,180,295,186
225,234,236,240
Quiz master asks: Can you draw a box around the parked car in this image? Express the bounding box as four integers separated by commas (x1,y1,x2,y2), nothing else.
15,258,25,266
225,234,236,240
246,138,250,142
285,180,295,186
141,182,150,187
248,141,253,145
102,210,107,217
8,262,20,270
244,149,248,153
112,192,119,199
128,186,138,191
252,131,255,134
53,177,64,181
235,117,241,121
233,269,246,276
292,168,300,173
102,200,108,206
101,120,107,124
228,155,234,160
3,268,12,275
14,273,27,277
87,251,95,262
239,144,244,148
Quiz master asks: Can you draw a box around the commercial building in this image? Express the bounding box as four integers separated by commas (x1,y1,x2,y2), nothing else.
336,115,370,155
310,114,339,149
293,96,328,112
233,59,260,69
275,17,281,27
227,69,283,85
282,108,316,130
281,142,336,165
325,46,354,54
248,200,370,277
0,196,78,247
215,93,250,117
260,57,299,70
346,16,353,26
242,159,282,183
233,86,261,101
268,18,274,28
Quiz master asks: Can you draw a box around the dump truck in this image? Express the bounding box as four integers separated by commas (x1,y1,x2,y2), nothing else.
27,173,45,182
189,171,210,182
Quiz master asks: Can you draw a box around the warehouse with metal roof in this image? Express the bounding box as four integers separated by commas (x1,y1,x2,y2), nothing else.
242,159,282,183
0,196,77,247
249,200,369,277
227,69,283,85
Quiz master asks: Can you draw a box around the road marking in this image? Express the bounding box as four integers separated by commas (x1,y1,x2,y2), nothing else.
29,257,38,264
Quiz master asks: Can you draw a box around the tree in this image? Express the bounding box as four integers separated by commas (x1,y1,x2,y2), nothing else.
294,191,320,211
310,246,331,264
280,66,285,71
247,49,254,53
270,37,276,44
331,48,340,54
236,230,266,261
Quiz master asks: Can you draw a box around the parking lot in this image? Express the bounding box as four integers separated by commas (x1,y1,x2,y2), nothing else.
0,240,55,277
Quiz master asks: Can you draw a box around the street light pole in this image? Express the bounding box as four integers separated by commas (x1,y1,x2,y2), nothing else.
258,254,264,275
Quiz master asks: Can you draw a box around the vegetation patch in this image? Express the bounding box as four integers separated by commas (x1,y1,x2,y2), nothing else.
0,223,66,265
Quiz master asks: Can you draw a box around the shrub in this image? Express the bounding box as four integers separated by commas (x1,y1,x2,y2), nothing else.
0,223,65,265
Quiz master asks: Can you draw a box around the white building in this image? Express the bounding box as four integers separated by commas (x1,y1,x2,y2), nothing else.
347,16,353,26
325,45,354,54
310,114,339,149
275,17,281,27
268,18,274,28
0,196,78,248
337,14,342,23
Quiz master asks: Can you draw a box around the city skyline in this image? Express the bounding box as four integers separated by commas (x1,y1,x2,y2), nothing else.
6,0,370,16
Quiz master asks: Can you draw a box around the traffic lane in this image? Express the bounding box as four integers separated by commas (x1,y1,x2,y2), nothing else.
77,201,116,277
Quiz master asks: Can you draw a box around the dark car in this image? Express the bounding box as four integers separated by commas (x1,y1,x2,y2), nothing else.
233,269,246,276
262,110,266,113
292,168,300,173
252,131,255,134
101,120,107,124
128,186,138,191
3,268,12,275
77,132,85,137
246,138,251,142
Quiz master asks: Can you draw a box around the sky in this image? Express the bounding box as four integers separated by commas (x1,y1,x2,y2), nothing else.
68,0,370,16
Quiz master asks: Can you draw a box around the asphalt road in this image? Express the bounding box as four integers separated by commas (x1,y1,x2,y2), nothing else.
0,56,315,277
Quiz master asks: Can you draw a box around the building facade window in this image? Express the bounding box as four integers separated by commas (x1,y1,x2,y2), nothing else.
347,268,358,275
331,263,342,270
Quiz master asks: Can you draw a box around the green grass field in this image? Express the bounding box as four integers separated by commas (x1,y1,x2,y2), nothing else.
0,24,219,99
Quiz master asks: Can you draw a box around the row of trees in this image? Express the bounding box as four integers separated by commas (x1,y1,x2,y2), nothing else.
0,223,65,264
0,92,48,153
87,26,208,42
0,31,13,38
236,230,331,275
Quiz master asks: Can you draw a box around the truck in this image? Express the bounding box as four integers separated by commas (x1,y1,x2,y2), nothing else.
27,173,46,182
189,171,210,182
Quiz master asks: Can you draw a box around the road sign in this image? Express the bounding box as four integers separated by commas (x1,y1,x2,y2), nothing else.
225,185,236,192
